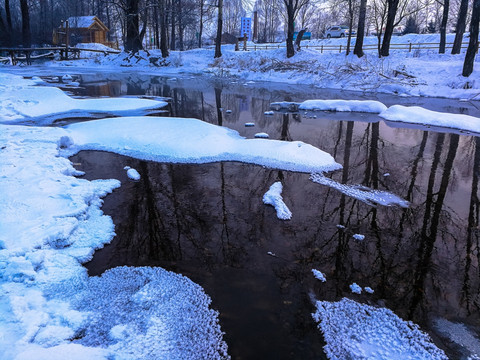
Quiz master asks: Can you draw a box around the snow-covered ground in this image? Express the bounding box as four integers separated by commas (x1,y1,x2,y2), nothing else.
9,33,479,100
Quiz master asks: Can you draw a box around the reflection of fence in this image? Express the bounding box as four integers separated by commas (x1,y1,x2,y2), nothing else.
246,42,472,53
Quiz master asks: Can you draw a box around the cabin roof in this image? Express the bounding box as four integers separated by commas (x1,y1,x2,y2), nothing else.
65,16,108,31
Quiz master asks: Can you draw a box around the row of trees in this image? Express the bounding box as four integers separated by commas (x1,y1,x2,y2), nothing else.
1,0,479,75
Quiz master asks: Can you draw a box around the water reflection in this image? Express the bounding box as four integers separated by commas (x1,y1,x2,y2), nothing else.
65,73,480,359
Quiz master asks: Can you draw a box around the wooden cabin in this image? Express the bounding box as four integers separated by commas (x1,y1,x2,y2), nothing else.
53,16,109,46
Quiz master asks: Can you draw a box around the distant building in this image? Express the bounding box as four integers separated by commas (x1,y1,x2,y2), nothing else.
53,16,109,46
240,17,252,41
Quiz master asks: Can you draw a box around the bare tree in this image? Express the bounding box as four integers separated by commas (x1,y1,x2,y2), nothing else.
20,0,31,47
452,0,469,54
215,0,223,58
439,0,449,53
354,0,367,57
283,0,311,57
463,0,480,76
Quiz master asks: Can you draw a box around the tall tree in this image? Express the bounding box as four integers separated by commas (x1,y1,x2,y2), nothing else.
354,0,367,57
20,0,31,47
463,0,480,76
452,0,469,54
214,0,223,58
380,0,400,56
125,0,143,52
439,0,449,53
159,0,169,57
284,0,295,57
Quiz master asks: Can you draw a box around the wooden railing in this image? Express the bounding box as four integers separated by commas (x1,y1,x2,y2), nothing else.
0,46,121,65
245,42,470,53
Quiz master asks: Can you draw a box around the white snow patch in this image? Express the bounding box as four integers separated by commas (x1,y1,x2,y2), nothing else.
126,168,141,180
365,287,375,294
311,173,409,208
254,132,269,138
262,182,292,220
353,234,365,241
312,269,326,282
299,99,387,113
0,74,167,124
380,105,480,134
264,111,274,115
245,122,255,127
312,298,448,360
350,283,363,294
65,117,341,174
336,224,346,229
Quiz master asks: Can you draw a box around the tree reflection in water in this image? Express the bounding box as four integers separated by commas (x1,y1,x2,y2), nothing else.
70,74,480,359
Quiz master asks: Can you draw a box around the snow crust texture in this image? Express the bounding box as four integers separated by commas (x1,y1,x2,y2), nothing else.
262,182,292,220
312,298,448,360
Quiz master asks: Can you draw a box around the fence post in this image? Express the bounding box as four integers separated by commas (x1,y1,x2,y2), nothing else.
339,45,342,53
254,45,256,51
409,43,412,52
321,45,323,53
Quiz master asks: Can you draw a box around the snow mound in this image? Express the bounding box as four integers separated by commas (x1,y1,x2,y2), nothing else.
350,283,362,294
254,132,269,138
71,266,229,360
126,168,141,180
262,182,292,220
380,105,480,134
312,298,448,360
353,234,365,241
66,117,342,174
0,74,167,124
311,173,409,207
299,99,387,113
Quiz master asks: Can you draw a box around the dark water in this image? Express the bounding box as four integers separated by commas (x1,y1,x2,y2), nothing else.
62,72,480,359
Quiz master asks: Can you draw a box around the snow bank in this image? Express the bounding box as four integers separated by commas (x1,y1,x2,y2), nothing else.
380,105,480,134
65,117,342,174
262,182,292,220
299,100,387,113
0,124,229,359
312,298,448,360
0,74,167,124
312,269,326,282
310,173,409,207
126,168,141,180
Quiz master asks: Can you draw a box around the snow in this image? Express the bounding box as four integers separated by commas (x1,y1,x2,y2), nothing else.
379,105,480,134
0,74,167,124
298,99,387,113
310,173,409,208
262,182,292,220
126,168,141,180
0,124,229,359
312,269,326,282
353,234,365,241
350,283,363,294
66,16,96,29
245,122,255,127
264,111,274,115
64,117,341,174
312,298,448,360
254,132,269,138
434,318,480,358
365,287,375,294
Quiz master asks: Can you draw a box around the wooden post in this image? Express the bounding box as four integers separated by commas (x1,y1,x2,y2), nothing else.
65,20,69,60
339,45,342,53
409,43,412,52
243,33,247,51
321,45,323,53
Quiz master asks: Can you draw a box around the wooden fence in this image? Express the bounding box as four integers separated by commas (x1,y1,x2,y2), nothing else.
246,42,471,53
0,46,121,65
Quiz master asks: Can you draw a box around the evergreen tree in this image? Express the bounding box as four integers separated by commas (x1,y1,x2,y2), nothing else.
403,16,419,34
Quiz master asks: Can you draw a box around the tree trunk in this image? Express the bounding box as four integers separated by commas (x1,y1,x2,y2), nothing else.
285,0,295,58
214,0,223,58
295,29,306,51
346,0,354,55
452,0,468,54
198,0,203,48
5,0,12,31
354,0,367,57
380,0,400,57
170,0,176,50
178,0,183,50
154,4,160,48
160,0,169,57
439,0,449,53
125,0,142,52
20,0,31,47
463,0,480,76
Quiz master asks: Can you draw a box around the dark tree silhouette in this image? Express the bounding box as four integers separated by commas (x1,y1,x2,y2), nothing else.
354,0,367,57
214,0,223,58
439,0,449,53
380,0,400,56
452,0,469,54
463,0,480,76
